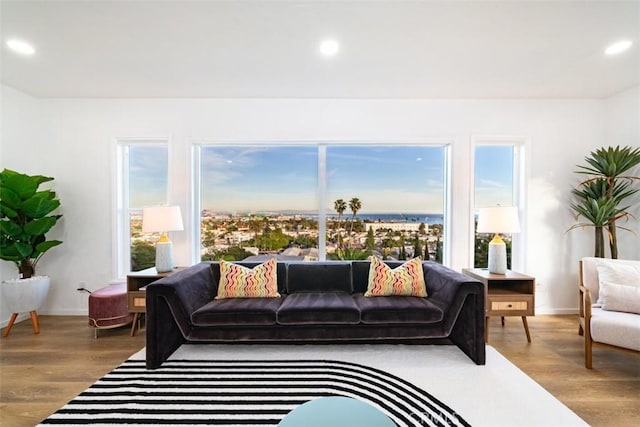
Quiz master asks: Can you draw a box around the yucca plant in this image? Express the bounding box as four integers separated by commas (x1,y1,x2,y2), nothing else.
570,145,640,258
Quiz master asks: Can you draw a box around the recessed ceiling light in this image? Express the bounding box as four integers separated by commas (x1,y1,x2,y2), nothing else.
605,40,632,56
319,39,340,57
6,38,35,55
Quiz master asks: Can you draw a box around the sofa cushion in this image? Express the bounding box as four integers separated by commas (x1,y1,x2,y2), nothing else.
192,297,282,326
365,257,427,297
286,262,353,293
354,294,443,324
215,258,280,299
277,292,360,325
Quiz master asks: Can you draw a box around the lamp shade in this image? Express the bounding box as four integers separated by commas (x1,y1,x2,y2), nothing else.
477,206,520,234
142,206,184,233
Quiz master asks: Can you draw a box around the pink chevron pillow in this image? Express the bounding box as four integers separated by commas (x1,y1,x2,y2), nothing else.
365,257,427,297
215,258,280,299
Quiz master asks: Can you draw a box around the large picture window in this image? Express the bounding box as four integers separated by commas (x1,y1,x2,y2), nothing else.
195,143,447,263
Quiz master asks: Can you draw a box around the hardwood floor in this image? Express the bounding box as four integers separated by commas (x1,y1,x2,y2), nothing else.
1,315,638,426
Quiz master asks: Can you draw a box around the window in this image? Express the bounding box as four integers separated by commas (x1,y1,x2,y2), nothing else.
115,140,168,277
473,143,521,269
198,146,318,261
195,143,447,263
326,146,445,262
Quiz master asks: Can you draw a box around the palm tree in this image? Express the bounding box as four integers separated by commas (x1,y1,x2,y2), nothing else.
334,199,347,249
348,197,362,239
334,199,346,229
571,145,640,258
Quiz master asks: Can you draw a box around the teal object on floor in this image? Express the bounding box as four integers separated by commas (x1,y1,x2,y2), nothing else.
278,396,395,427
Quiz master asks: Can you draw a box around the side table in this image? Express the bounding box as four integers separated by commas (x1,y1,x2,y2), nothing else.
127,267,183,336
462,268,535,343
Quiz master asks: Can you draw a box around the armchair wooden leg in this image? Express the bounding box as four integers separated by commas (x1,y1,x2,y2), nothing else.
585,333,593,369
2,313,18,337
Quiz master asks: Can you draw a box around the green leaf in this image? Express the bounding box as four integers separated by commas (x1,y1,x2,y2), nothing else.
24,216,60,236
0,186,21,210
0,203,18,218
0,220,22,237
0,244,23,262
34,240,62,257
2,172,38,200
20,198,60,219
14,242,33,258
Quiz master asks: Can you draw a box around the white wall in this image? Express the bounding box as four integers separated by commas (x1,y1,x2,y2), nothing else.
2,85,638,326
604,86,640,261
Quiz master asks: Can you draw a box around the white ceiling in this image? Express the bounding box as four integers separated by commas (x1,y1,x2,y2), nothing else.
1,0,639,99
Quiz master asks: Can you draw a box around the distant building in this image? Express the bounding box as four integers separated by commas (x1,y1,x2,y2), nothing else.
367,222,425,233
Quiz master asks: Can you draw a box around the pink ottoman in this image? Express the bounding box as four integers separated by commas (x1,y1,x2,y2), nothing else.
88,283,133,338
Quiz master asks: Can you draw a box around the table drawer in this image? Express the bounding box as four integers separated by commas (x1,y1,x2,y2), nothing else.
128,291,146,312
487,294,534,316
492,301,527,311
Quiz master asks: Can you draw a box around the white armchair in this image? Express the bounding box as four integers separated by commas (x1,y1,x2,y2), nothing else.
578,257,640,368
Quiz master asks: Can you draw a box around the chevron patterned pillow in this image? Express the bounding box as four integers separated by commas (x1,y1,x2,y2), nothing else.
215,258,281,299
365,256,427,297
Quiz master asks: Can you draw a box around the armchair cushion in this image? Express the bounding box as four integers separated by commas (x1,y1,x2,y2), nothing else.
599,281,640,315
591,307,640,351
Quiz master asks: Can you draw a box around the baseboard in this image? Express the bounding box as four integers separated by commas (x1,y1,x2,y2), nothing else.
1,310,86,328
39,309,87,316
536,308,579,315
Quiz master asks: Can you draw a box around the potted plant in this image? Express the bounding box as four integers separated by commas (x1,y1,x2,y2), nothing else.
569,145,640,258
0,168,63,336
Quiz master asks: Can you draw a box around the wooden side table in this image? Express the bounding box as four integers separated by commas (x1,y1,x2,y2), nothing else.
126,267,183,336
462,268,535,343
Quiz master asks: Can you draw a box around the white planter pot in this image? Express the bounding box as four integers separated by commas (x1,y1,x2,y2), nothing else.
1,276,51,313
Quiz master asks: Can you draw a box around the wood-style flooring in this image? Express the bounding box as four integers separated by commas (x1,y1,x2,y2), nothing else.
1,315,638,426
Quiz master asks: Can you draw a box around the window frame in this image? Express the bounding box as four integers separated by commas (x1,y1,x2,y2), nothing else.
470,135,527,272
192,140,452,265
113,137,170,279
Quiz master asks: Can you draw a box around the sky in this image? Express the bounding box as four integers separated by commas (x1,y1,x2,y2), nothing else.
130,144,514,214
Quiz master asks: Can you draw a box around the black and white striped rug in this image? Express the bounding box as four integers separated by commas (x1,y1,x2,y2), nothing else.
39,344,587,427
39,358,466,427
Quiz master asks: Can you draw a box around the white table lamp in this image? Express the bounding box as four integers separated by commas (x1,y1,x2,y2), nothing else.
477,206,520,274
142,205,184,273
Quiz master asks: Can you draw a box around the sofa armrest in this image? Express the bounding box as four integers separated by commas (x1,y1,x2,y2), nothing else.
146,262,215,369
423,262,485,364
423,262,481,309
579,284,592,333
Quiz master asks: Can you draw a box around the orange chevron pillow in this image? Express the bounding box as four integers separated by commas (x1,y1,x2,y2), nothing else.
365,256,427,297
215,258,280,299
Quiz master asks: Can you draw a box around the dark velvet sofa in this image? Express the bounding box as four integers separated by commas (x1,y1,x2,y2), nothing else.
146,260,486,369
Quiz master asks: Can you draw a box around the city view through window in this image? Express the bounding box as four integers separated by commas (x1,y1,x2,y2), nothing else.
127,143,516,270
199,145,445,263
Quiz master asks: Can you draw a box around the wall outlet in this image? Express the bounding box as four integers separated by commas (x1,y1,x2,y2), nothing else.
77,281,91,293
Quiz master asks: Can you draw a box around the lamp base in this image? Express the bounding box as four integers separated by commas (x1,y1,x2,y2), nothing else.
155,241,174,273
487,238,507,275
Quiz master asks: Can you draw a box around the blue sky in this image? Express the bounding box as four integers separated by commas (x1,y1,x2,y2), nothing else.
130,144,514,213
